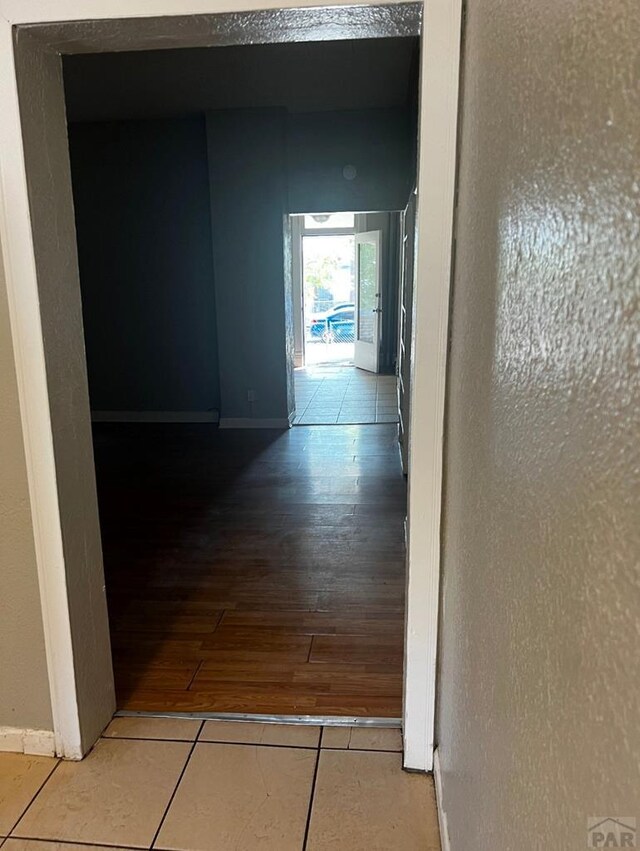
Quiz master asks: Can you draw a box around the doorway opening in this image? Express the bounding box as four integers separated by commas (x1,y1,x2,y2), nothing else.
292,213,401,425
56,34,418,720
4,0,462,769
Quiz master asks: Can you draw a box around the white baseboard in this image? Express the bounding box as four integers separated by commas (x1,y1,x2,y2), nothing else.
433,748,451,851
0,727,56,757
91,411,219,423
219,417,290,429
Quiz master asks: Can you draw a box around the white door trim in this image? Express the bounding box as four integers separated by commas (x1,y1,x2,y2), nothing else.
0,17,84,759
290,215,305,369
0,0,462,769
403,0,462,770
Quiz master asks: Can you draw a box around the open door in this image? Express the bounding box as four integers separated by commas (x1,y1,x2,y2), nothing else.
398,192,416,473
354,230,382,373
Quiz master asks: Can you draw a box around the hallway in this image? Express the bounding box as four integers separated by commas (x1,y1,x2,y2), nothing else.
95,423,406,715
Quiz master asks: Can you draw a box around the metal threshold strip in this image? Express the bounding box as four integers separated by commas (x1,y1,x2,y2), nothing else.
115,710,401,728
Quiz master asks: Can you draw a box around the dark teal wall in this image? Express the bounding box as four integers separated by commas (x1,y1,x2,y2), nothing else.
69,116,219,414
206,109,290,422
287,108,414,214
68,108,415,417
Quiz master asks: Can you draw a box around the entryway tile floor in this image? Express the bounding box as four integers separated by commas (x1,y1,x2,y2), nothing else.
0,720,440,851
294,366,398,425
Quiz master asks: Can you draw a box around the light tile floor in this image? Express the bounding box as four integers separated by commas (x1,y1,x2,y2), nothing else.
294,366,399,425
0,720,440,851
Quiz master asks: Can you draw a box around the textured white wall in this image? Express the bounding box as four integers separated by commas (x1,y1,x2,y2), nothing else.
0,233,53,732
436,0,640,848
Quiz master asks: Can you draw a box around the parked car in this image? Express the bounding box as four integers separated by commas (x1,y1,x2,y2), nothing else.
310,303,355,343
307,302,353,326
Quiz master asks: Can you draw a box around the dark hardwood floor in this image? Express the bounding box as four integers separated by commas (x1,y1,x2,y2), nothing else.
94,422,407,716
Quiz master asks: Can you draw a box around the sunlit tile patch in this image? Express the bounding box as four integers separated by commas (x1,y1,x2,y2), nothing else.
294,366,399,425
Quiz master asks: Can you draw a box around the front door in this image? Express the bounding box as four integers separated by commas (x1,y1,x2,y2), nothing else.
354,230,381,373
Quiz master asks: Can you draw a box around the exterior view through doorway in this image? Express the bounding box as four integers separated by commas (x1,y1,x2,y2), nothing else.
292,213,399,426
302,213,356,368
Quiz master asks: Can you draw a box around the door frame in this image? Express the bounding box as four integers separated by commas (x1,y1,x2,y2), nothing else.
0,0,462,769
291,213,357,370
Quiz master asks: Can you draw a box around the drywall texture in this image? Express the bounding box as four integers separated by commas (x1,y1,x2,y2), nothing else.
437,1,640,849
69,117,219,414
15,35,115,751
0,235,53,732
25,5,422,57
206,109,290,422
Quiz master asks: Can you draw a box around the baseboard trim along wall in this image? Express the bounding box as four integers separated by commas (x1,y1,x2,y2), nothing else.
91,411,219,423
219,417,291,429
433,748,451,851
0,727,56,757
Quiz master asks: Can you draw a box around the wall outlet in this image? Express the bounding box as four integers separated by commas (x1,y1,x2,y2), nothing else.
247,389,256,403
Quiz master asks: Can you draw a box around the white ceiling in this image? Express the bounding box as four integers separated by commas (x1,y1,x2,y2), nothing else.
63,37,419,123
